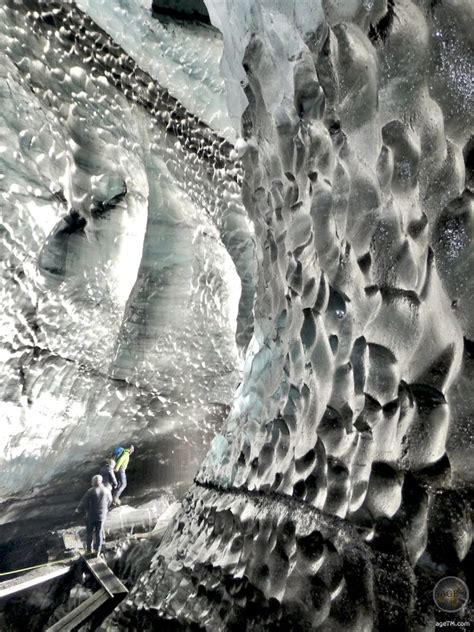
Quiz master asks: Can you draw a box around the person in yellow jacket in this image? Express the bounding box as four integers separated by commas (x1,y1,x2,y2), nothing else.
112,445,134,506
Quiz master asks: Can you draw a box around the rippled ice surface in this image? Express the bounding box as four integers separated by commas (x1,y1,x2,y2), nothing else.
0,0,247,507
76,0,233,137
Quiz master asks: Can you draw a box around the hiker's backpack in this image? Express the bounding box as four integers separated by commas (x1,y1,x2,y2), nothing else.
112,446,125,461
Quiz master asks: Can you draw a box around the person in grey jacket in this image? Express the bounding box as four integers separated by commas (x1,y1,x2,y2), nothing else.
75,474,112,556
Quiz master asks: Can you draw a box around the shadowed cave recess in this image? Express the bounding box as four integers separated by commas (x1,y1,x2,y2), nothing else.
0,0,473,630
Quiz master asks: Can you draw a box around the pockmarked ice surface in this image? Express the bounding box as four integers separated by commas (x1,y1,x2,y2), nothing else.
0,0,472,630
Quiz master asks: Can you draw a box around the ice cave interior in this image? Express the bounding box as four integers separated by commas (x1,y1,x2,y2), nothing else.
0,0,472,630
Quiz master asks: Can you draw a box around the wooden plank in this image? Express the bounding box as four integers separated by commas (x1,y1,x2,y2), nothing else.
83,556,128,598
46,587,110,632
0,564,72,599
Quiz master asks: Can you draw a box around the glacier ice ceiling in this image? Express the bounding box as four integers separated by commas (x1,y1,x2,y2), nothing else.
0,0,473,630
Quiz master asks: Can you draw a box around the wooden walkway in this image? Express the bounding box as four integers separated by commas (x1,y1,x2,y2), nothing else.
46,555,128,631
0,504,180,629
0,530,128,631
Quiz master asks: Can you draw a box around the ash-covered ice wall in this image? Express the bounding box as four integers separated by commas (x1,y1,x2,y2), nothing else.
125,0,473,629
